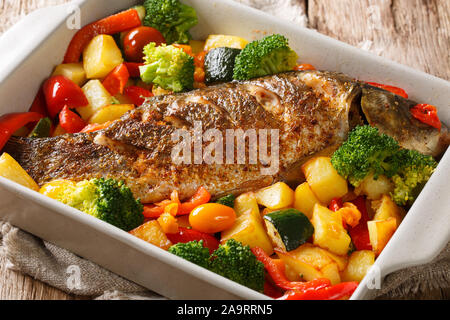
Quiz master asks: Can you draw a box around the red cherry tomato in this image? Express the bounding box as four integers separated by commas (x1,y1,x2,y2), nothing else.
43,76,88,118
123,26,166,62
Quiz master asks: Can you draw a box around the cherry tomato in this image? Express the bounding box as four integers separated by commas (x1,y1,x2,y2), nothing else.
123,26,166,62
43,75,88,118
189,203,236,234
293,63,316,71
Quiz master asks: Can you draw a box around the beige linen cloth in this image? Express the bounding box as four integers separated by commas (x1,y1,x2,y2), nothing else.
0,0,449,300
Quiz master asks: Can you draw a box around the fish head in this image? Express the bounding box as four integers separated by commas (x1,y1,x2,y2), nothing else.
360,84,449,157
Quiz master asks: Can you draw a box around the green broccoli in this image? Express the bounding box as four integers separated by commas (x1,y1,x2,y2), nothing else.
233,34,298,81
143,0,198,44
215,194,236,208
331,125,401,187
140,42,194,92
210,239,265,292
57,178,144,231
390,149,437,206
168,240,211,269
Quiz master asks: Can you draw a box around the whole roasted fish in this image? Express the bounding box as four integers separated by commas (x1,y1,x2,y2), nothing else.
5,71,449,203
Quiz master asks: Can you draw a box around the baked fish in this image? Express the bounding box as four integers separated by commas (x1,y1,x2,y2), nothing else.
5,71,449,203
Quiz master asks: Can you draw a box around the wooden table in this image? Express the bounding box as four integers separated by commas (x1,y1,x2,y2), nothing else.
0,0,449,300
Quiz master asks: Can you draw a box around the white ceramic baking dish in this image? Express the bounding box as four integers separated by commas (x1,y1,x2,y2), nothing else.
0,0,449,300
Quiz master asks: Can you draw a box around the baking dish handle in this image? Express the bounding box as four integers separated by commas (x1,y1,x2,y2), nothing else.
373,149,450,277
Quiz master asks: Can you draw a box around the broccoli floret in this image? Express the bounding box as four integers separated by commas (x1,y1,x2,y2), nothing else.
390,149,437,206
140,42,194,92
233,34,298,81
215,194,236,208
143,0,198,44
209,239,265,292
58,178,144,231
331,125,401,187
168,240,211,269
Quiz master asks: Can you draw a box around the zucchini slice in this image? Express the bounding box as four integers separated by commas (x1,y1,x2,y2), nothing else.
204,47,241,84
263,209,314,252
28,117,52,138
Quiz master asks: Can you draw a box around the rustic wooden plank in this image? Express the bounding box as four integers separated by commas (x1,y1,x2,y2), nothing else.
308,0,450,81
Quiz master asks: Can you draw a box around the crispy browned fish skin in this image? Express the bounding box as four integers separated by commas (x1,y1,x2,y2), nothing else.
5,71,448,203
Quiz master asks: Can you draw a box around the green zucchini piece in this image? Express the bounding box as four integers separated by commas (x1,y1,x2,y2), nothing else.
204,47,241,84
28,117,52,138
216,194,236,208
263,209,314,252
132,5,146,22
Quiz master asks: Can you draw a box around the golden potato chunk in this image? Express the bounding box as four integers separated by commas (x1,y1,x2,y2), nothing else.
78,80,113,120
302,157,348,205
89,104,134,124
221,212,273,255
311,204,351,255
255,182,295,210
129,220,172,250
294,182,322,219
372,194,405,226
368,217,397,256
83,34,123,79
52,63,86,86
0,153,39,191
342,250,375,282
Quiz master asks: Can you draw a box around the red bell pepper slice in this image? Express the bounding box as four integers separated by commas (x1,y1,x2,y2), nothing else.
102,64,130,96
80,121,113,133
251,247,331,291
0,112,43,150
178,186,211,215
293,63,316,71
366,82,408,99
124,86,154,106
59,106,86,133
264,280,284,299
348,196,372,251
166,227,220,254
410,104,441,131
28,88,48,117
328,197,343,212
278,281,359,300
64,9,142,63
124,62,144,78
143,187,211,218
43,76,88,118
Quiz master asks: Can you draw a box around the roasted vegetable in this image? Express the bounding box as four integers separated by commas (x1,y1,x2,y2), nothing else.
52,63,87,86
263,209,314,252
215,194,236,208
140,42,195,92
55,178,144,231
255,182,295,210
302,157,348,205
142,0,198,44
341,250,375,282
129,220,172,250
210,239,265,292
0,152,39,191
233,34,298,80
311,204,351,255
204,35,248,51
221,207,273,255
78,80,113,120
294,182,322,219
88,104,134,124
28,117,52,138
83,34,124,79
367,217,397,256
204,47,241,84
168,240,211,269
390,149,437,206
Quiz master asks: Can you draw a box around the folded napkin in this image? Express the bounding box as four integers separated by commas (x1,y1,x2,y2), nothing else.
0,0,448,300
